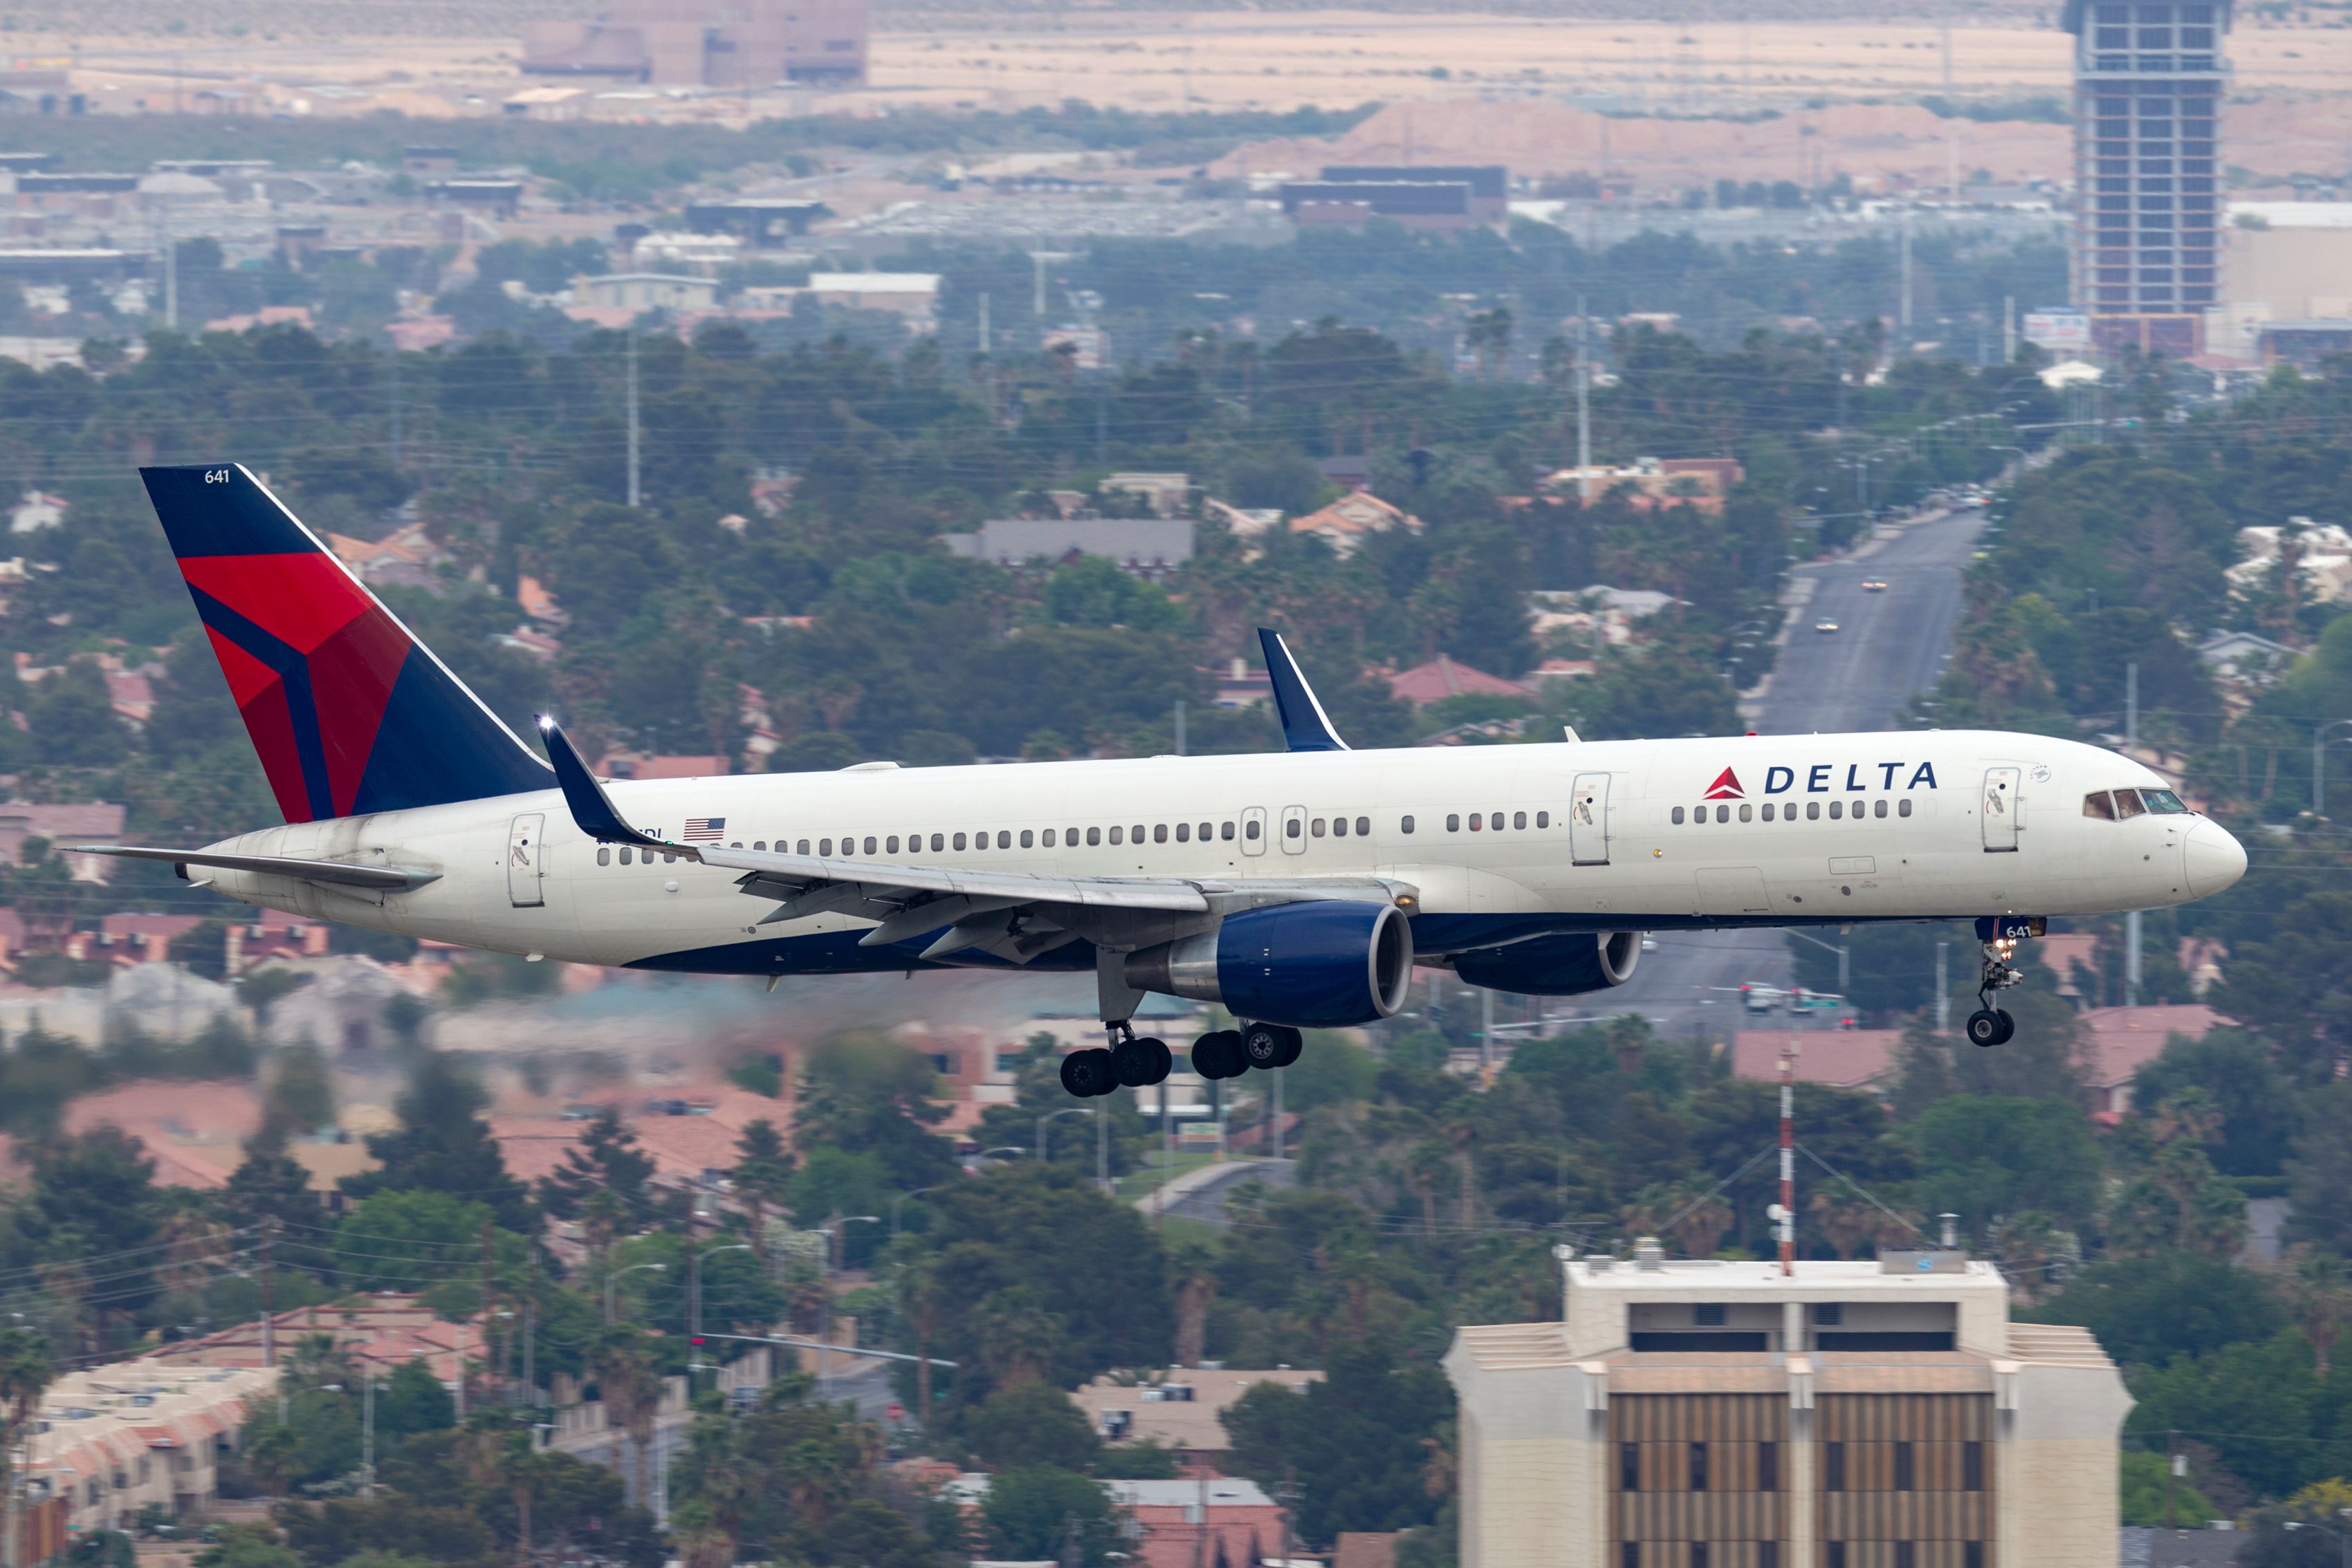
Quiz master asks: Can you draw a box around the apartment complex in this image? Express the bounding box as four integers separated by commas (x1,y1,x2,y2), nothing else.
2064,0,2232,355
1445,1244,2127,1568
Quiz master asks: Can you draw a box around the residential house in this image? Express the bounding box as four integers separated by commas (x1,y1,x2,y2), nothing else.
1288,492,1421,559
1070,1369,1321,1466
325,521,452,590
1528,586,1676,647
1101,472,1191,519
2225,519,2352,606
0,802,128,880
1545,455,1744,508
83,912,203,966
152,1293,488,1387
9,488,64,533
946,1473,1287,1568
21,1361,278,1538
225,911,332,975
595,750,728,780
2196,628,2296,689
941,518,1195,582
1387,654,1525,705
1729,1029,1907,1094
807,273,939,322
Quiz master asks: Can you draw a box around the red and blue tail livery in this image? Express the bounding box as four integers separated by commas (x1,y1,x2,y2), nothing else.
140,464,552,824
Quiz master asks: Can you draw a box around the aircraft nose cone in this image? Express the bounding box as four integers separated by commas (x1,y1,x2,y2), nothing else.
2184,820,2248,899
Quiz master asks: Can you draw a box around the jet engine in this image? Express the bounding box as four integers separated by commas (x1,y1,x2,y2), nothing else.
1451,930,1643,996
1124,900,1414,1029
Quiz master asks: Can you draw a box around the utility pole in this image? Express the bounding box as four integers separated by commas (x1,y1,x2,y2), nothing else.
977,290,990,355
1156,1069,1171,1232
1944,6,1959,196
478,1214,496,1408
1173,699,1186,757
1936,940,1950,1033
1777,1044,1796,1276
2126,661,2142,1006
1094,375,1108,468
1900,209,1914,334
162,220,177,331
522,1294,536,1408
2003,295,2016,362
388,351,402,468
1574,295,1593,501
1271,1060,1285,1161
625,329,641,509
360,1372,376,1499
1480,986,1495,1072
2164,1429,2180,1529
260,1219,277,1371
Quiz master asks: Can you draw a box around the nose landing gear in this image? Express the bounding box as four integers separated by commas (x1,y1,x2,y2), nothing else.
1965,934,2025,1047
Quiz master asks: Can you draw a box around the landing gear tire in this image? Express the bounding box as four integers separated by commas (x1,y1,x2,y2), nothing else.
1268,1025,1303,1068
1113,1035,1172,1087
1242,1024,1298,1071
1965,1008,2016,1049
1192,1029,1245,1080
1060,1046,1118,1097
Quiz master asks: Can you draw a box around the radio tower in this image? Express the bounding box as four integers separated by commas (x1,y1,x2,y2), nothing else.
1778,1043,1797,1275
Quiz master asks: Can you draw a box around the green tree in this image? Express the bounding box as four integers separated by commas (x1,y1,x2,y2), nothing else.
540,1107,679,1228
1904,1096,2100,1241
2119,1449,2220,1527
193,1524,301,1568
25,661,131,766
2017,1251,2286,1367
2129,1026,2300,1178
341,1053,535,1234
2287,1081,2352,1255
962,1380,1103,1473
733,1118,795,1255
1222,1345,1452,1546
793,1033,958,1192
981,1466,1119,1567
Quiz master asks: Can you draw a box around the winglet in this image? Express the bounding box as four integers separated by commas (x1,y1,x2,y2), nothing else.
1257,628,1350,753
536,717,681,855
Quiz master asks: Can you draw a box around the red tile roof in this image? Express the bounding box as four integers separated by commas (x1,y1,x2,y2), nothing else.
1387,654,1525,704
2080,1004,2220,1088
1729,1030,1904,1089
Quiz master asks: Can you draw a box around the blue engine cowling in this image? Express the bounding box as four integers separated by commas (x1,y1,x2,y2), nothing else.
1123,900,1414,1029
1451,930,1643,996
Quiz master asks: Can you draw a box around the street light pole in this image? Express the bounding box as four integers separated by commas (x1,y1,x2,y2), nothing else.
603,1262,668,1326
2313,721,2352,816
690,1244,752,1346
1037,1105,1090,1162
360,1372,375,1500
813,1218,879,1401
891,1186,941,1240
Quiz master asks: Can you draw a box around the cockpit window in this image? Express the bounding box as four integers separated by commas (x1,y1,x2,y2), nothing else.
2084,791,2115,820
2141,788,2191,814
2114,788,2148,820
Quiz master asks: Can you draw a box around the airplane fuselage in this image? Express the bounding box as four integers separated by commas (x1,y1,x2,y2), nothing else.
180,730,2242,978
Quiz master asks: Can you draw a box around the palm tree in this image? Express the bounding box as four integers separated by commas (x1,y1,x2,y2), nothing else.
2284,1248,2352,1378
0,1327,53,1560
589,1332,660,1512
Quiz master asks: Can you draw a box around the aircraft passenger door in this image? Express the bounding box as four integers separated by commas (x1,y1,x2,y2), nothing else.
1279,805,1307,856
1240,806,1269,857
1981,766,2021,853
1569,773,1612,866
507,812,546,907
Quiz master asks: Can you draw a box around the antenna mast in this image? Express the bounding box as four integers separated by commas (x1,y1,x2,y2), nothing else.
1778,1042,1796,1275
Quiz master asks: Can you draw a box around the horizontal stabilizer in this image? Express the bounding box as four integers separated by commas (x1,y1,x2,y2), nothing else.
1258,627,1349,753
64,845,439,891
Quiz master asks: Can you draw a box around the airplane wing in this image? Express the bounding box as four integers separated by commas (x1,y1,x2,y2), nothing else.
1259,627,1350,753
538,718,1253,963
62,846,441,892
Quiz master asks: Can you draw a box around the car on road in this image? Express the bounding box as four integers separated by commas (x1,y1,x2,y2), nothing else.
1861,578,1887,592
1814,618,1840,634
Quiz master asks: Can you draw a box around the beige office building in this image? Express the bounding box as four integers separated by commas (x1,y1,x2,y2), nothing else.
1445,1245,2126,1568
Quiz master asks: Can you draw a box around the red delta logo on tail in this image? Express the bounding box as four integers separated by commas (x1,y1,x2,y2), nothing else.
1702,767,1745,800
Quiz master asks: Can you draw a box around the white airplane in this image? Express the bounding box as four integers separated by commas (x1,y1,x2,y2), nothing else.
81,466,2248,1098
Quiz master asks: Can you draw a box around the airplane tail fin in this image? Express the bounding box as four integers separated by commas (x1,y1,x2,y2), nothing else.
139,464,553,824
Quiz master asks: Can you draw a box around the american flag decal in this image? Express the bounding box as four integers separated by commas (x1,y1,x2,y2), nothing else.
683,817,726,842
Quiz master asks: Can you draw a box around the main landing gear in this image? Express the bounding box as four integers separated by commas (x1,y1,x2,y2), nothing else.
1964,933,2026,1049
1060,1021,1302,1096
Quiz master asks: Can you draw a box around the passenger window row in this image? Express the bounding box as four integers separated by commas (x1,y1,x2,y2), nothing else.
1671,799,1915,825
1442,811,1552,833
1284,815,1377,840
594,818,1292,865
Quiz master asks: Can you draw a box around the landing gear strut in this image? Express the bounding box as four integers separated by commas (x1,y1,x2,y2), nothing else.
1965,934,2024,1048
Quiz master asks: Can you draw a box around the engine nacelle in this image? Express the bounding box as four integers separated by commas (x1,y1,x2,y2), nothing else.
1124,900,1414,1029
1451,930,1643,996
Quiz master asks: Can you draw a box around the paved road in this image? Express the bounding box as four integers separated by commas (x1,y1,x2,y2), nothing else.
1137,1156,1295,1224
1585,506,1991,1035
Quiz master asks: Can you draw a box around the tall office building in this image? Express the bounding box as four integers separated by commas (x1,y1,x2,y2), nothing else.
1446,1244,2129,1568
2064,0,2232,356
